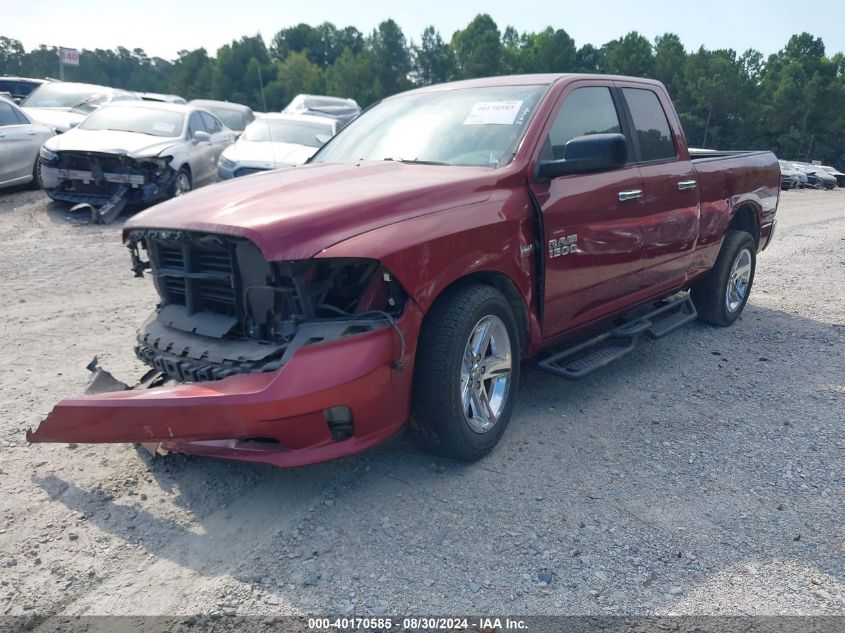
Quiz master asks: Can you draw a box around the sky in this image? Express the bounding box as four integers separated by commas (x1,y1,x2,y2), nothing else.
7,0,845,61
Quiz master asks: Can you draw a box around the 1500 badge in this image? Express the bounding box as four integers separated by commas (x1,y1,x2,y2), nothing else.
549,234,578,258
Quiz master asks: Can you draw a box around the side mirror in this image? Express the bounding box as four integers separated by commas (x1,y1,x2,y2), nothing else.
315,133,332,145
193,130,211,143
536,133,627,180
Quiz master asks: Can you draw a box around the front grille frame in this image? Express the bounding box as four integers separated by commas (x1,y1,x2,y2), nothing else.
125,229,408,383
148,232,241,325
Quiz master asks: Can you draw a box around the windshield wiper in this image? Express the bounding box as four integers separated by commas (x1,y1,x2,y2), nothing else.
382,157,449,166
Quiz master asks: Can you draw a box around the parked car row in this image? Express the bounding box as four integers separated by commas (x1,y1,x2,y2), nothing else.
779,159,844,190
1,74,361,224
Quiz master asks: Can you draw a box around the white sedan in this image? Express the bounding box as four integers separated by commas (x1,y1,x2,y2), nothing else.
217,114,338,179
0,96,54,190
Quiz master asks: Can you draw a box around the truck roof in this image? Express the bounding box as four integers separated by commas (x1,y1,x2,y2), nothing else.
397,73,665,97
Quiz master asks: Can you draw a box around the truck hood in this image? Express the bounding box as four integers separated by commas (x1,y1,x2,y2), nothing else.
125,161,496,260
223,140,317,167
23,107,86,133
44,128,181,159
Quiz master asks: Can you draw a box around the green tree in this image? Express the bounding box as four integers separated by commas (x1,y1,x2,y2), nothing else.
264,51,324,110
167,48,214,100
325,47,381,107
213,35,270,108
653,34,686,102
413,26,455,85
575,44,603,73
270,23,315,61
0,37,25,75
602,32,654,76
500,26,525,74
451,14,503,78
521,27,576,73
370,19,412,96
682,47,753,148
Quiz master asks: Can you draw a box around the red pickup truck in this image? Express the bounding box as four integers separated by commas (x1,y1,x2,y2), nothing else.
28,74,779,467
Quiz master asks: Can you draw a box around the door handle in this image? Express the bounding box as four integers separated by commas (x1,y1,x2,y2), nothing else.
27,130,37,135
677,180,697,190
618,189,643,202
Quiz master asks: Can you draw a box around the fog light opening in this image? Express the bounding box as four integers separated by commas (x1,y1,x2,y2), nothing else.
324,406,354,441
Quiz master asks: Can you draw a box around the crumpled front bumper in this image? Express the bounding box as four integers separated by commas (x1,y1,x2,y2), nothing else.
27,303,422,468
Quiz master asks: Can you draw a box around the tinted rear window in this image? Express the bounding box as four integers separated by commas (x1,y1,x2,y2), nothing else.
623,88,676,161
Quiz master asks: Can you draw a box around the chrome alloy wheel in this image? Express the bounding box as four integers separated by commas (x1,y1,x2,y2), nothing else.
726,247,752,312
173,171,191,196
460,315,513,433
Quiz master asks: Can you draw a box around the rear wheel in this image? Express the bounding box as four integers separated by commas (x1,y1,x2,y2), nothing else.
691,230,756,326
410,285,520,461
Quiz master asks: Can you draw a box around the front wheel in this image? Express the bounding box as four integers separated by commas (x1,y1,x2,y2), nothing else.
170,167,192,198
410,285,521,461
691,229,756,326
29,156,42,190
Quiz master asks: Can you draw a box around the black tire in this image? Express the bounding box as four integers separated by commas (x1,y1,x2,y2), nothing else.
169,166,192,198
29,156,42,190
691,230,756,326
409,284,521,462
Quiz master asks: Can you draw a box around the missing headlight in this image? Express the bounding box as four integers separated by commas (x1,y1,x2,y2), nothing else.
127,230,409,382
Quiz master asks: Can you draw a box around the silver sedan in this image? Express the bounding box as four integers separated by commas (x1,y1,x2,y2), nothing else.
39,102,236,222
0,96,54,190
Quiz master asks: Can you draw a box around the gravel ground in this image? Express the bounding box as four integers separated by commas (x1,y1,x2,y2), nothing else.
0,188,842,619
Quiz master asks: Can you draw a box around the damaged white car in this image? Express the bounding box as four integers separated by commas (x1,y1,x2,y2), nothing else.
39,102,236,223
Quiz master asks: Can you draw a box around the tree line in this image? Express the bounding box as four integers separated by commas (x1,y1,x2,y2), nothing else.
2,14,843,165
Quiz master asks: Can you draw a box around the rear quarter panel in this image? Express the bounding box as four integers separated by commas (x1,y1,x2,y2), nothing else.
689,151,779,276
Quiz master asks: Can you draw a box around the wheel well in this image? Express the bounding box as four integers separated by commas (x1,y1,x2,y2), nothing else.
730,205,759,247
433,271,530,354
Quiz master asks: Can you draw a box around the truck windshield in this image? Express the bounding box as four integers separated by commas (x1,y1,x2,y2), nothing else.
312,85,547,168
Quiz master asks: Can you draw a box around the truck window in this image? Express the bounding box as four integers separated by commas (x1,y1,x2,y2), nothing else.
622,88,676,161
544,87,621,160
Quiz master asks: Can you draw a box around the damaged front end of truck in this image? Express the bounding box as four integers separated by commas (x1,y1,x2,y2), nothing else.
39,149,179,224
27,229,421,467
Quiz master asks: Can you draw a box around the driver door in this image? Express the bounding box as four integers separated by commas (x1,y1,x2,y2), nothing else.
529,83,646,338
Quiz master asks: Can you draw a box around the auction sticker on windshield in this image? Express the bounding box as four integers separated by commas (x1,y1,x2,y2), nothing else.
153,121,177,134
464,100,523,125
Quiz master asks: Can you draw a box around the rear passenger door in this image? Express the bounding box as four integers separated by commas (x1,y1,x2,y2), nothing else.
529,83,646,337
617,83,699,291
